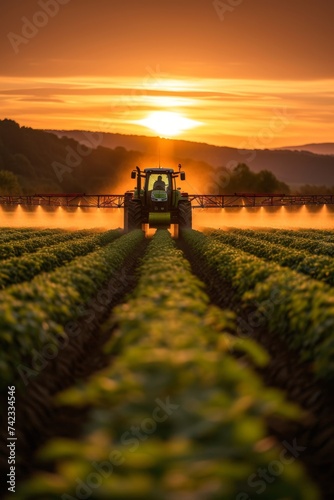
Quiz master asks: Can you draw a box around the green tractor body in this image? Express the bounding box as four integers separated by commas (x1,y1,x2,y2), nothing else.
124,166,192,231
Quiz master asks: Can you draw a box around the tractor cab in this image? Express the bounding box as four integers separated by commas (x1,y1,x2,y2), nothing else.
124,165,191,231
144,168,174,211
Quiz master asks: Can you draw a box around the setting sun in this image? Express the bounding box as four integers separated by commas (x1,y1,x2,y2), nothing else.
135,111,201,138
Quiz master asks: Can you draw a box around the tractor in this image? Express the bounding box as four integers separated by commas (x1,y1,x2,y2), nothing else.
124,165,192,232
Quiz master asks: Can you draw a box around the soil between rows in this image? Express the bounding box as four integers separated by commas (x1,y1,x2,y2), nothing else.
0,238,148,497
178,235,334,500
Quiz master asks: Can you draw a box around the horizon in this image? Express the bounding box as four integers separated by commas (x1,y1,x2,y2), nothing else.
2,118,330,153
1,1,334,149
45,125,334,154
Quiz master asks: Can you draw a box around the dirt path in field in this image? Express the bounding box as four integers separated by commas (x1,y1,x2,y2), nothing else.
0,239,148,497
178,236,334,500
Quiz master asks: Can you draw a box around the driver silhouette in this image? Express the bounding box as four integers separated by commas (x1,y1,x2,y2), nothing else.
153,175,166,190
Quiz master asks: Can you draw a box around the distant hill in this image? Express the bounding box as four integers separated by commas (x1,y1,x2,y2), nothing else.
0,119,142,194
279,143,334,156
1,120,333,195
50,129,334,188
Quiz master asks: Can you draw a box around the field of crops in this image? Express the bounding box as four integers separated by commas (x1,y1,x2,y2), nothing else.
1,225,334,499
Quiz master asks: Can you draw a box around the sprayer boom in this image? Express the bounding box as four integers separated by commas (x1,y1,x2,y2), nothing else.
1,193,334,209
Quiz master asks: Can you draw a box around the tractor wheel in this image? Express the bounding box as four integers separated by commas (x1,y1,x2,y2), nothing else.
126,200,143,231
178,201,192,229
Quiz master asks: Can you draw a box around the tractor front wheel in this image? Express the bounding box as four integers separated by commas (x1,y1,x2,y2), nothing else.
178,200,192,229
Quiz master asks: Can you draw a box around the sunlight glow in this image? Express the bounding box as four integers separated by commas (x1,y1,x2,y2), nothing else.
2,75,334,146
135,111,201,137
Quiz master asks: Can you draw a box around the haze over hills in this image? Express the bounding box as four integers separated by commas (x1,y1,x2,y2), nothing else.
1,119,334,196
279,143,334,156
50,129,334,188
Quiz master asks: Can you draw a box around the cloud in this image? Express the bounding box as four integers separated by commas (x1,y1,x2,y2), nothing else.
18,97,64,103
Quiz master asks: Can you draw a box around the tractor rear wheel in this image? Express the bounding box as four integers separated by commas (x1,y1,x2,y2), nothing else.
178,201,192,229
126,200,142,231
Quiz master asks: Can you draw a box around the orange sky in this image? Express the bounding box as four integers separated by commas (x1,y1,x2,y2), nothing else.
1,0,334,148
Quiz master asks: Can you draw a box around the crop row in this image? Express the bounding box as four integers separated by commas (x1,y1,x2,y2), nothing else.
228,228,334,257
0,228,66,244
182,229,334,381
0,229,122,289
0,227,48,235
256,228,334,244
0,227,33,233
0,229,98,260
0,230,144,391
18,230,318,500
205,229,334,286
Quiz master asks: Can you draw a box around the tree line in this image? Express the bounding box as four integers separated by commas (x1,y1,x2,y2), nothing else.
1,119,325,196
